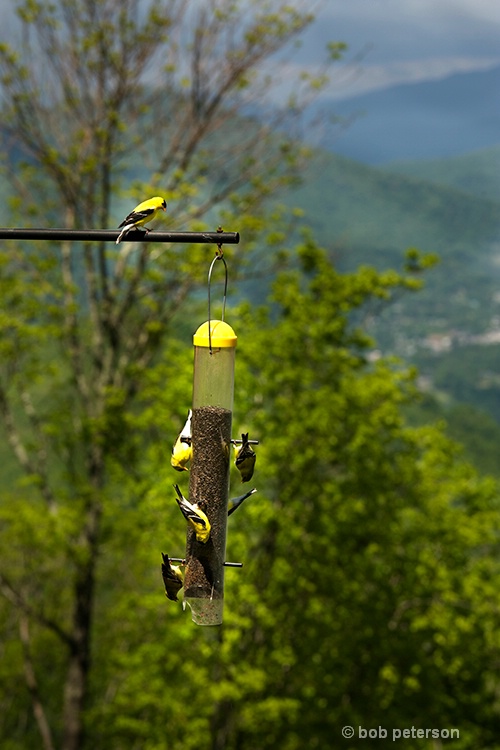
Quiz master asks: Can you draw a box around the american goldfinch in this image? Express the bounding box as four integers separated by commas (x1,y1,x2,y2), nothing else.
171,410,192,472
161,553,184,602
234,432,256,483
228,487,257,517
173,484,211,544
116,196,167,244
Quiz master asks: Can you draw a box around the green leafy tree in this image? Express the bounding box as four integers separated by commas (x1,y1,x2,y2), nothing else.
0,1,341,749
222,244,500,749
60,241,500,750
211,245,500,749
1,3,500,750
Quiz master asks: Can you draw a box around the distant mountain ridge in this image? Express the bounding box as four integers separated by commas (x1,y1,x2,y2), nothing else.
284,143,500,454
315,64,500,164
382,145,500,201
282,146,500,348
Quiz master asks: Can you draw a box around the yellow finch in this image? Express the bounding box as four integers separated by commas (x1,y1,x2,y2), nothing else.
116,196,167,244
228,487,257,517
173,484,211,544
234,433,256,483
161,553,184,602
171,409,192,472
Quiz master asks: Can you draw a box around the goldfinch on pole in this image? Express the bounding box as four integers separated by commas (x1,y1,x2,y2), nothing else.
116,196,167,244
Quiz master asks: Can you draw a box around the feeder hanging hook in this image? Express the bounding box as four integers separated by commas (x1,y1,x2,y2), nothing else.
207,227,228,354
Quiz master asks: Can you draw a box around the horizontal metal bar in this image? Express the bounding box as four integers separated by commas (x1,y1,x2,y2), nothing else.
0,228,240,244
169,557,243,568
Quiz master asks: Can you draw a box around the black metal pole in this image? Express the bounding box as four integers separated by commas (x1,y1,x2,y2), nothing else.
0,228,239,244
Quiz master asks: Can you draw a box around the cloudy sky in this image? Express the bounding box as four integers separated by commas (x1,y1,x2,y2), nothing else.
297,0,500,101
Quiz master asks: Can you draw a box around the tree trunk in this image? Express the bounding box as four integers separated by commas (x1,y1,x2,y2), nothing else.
62,500,100,750
62,651,88,750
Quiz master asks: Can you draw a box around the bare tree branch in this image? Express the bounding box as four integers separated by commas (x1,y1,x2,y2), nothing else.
0,573,74,649
19,614,57,750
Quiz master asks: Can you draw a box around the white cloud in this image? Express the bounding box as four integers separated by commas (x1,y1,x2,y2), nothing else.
325,55,500,100
319,0,500,26
438,0,500,23
284,0,500,100
260,52,500,106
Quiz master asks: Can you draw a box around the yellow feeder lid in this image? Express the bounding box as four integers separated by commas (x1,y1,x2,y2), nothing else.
193,320,237,348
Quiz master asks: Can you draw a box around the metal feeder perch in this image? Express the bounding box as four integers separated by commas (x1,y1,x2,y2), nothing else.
183,319,237,625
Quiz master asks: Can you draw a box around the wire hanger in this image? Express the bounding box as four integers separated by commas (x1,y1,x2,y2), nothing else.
207,228,228,354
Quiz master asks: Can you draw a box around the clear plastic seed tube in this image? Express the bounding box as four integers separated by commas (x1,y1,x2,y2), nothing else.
184,320,237,625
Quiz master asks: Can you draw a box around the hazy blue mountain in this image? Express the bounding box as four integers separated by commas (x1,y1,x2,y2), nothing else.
382,145,500,201
282,145,500,449
286,150,500,339
314,65,500,164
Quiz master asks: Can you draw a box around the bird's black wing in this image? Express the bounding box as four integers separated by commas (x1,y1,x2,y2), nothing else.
178,501,208,529
118,206,156,228
161,553,182,601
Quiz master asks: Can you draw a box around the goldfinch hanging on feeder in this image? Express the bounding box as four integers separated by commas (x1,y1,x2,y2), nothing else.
116,196,167,244
173,484,211,543
234,433,256,483
161,553,184,602
228,487,257,517
171,409,192,472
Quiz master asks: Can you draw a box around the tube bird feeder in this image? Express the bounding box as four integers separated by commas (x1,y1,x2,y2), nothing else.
184,319,237,625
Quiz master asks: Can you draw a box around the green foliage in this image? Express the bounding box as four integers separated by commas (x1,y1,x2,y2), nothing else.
2,227,500,748
0,3,499,750
220,245,500,749
48,241,498,750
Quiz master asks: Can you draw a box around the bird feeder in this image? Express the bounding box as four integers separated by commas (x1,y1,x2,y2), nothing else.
184,319,237,625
